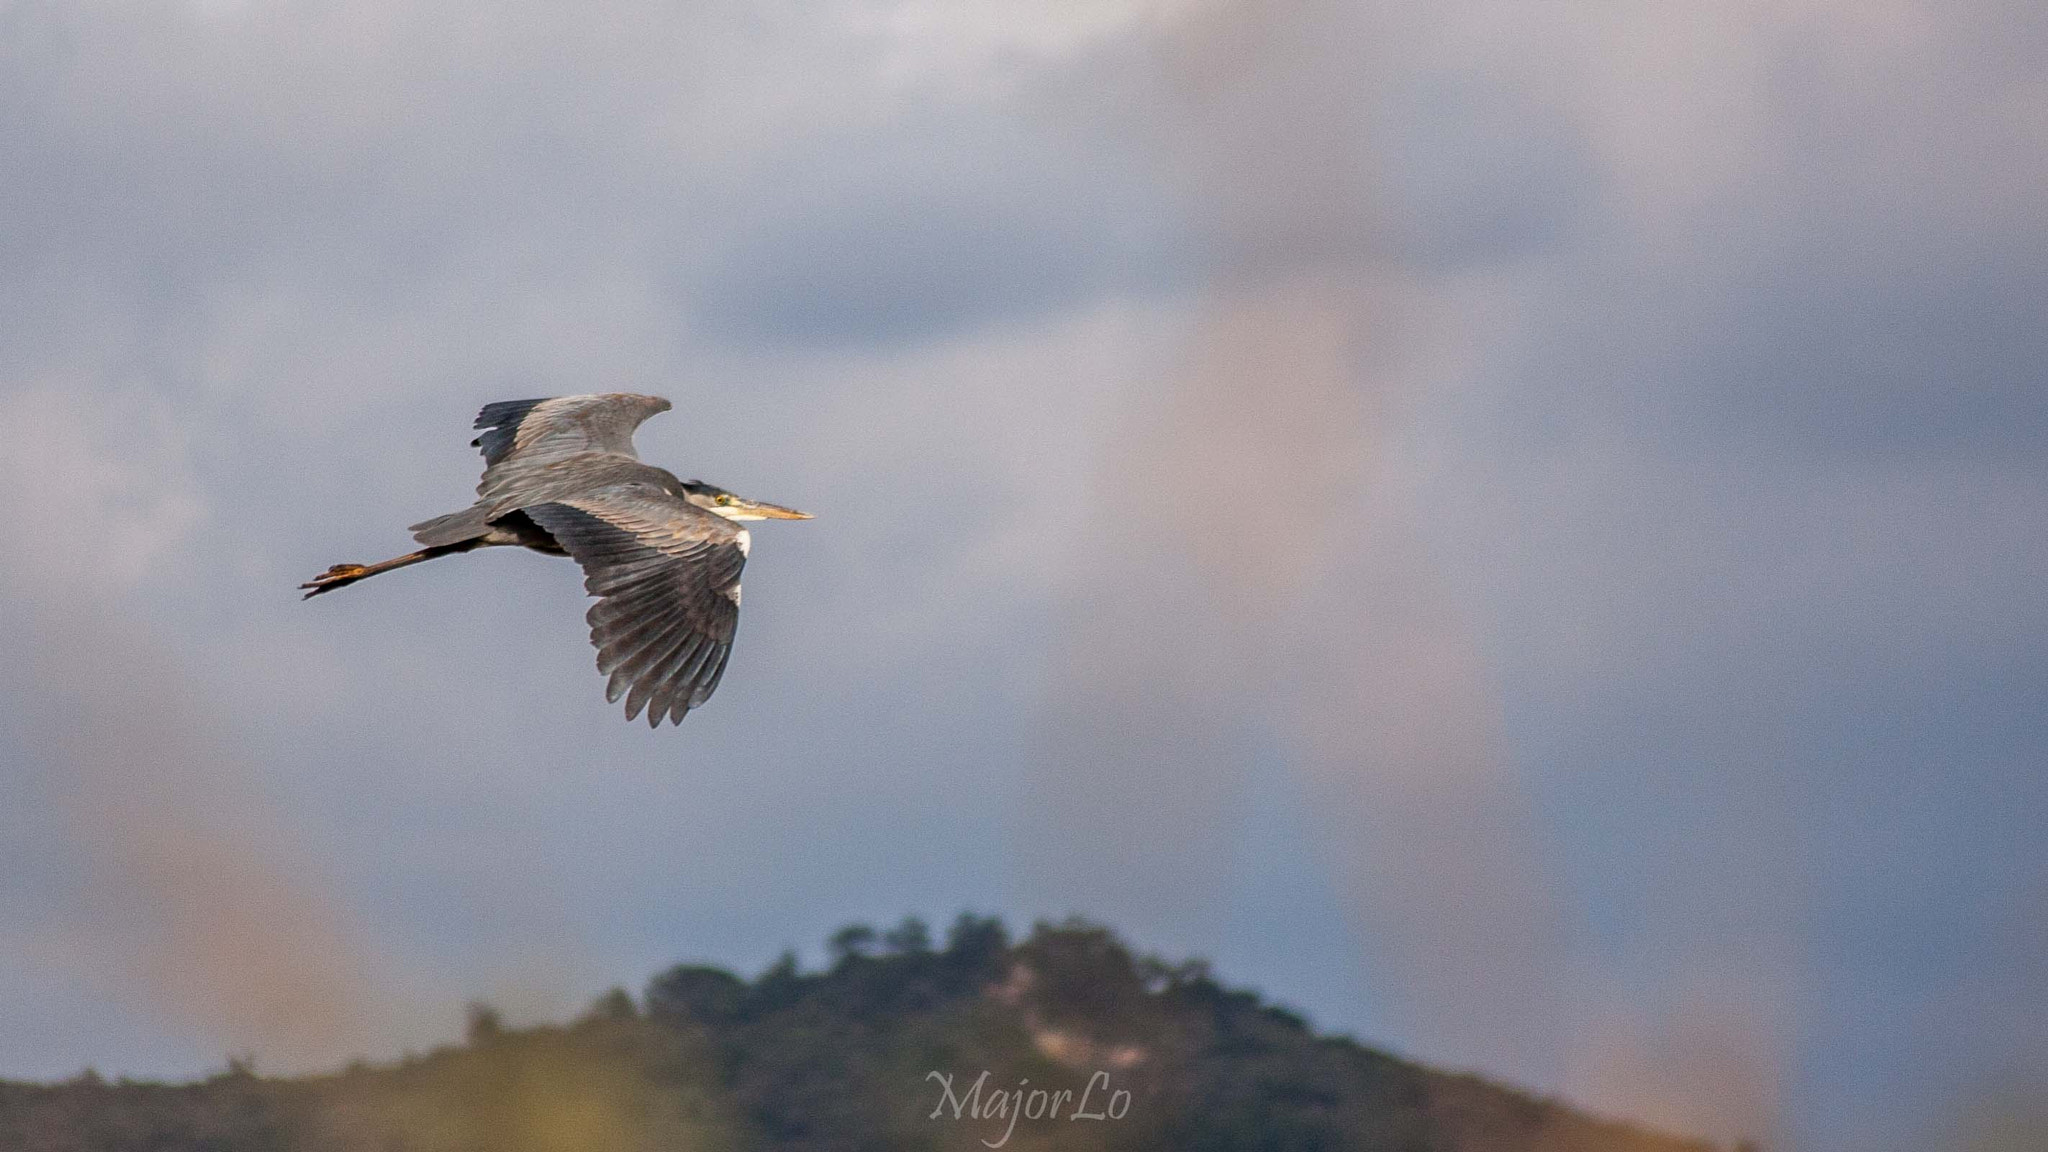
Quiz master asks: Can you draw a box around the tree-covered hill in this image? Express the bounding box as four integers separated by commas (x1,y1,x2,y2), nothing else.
0,916,1722,1152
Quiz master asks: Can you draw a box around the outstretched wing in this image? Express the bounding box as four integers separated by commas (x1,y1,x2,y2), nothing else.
472,393,672,470
407,394,675,548
522,489,748,727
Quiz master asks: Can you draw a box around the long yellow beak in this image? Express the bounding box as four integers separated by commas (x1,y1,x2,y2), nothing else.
747,501,813,520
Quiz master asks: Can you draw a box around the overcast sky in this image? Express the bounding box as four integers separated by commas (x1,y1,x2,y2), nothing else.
3,2,2045,1150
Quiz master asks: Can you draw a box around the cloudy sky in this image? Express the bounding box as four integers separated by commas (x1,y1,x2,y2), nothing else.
3,0,2045,1149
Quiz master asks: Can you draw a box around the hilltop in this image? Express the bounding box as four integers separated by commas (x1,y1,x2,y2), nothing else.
0,916,1720,1152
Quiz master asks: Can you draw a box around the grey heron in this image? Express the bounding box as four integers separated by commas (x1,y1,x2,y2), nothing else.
301,393,811,726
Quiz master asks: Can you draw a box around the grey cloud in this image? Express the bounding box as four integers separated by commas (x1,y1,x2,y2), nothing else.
1,0,1198,364
1485,5,2048,465
1372,72,1591,267
1673,250,2048,460
686,108,1200,346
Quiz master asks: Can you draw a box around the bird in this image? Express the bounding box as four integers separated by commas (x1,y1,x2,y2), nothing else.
301,393,812,726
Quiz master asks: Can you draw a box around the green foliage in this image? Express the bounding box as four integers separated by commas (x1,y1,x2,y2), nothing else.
0,914,1714,1152
939,912,1010,997
586,987,639,1023
882,916,932,955
464,1002,504,1046
647,965,748,1026
826,923,877,963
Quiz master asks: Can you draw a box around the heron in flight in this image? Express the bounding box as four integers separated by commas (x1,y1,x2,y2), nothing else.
302,394,811,726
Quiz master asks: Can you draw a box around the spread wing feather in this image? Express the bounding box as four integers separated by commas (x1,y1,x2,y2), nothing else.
522,493,747,726
411,394,674,547
472,394,671,468
473,393,673,510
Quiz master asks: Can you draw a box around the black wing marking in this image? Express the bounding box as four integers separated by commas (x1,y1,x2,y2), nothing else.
522,494,747,726
472,399,549,465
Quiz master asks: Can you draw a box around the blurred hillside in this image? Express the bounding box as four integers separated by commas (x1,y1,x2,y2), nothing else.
0,917,1725,1152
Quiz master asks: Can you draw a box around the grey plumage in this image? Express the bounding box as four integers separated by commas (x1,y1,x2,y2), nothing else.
302,393,811,726
525,498,744,726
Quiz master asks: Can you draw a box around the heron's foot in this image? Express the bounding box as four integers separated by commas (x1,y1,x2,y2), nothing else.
300,563,369,599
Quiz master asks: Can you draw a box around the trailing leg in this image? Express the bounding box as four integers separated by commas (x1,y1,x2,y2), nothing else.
299,541,478,599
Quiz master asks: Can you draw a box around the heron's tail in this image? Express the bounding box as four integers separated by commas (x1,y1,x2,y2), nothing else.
408,504,493,547
299,542,477,599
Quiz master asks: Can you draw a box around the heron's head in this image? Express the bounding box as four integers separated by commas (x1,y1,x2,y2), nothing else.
680,480,813,522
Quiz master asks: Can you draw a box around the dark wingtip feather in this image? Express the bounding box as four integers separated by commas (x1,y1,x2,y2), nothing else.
471,398,550,464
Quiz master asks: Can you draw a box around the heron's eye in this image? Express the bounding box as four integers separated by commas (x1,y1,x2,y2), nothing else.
715,494,733,506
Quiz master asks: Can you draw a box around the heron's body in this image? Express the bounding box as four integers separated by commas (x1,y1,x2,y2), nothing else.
302,394,810,726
